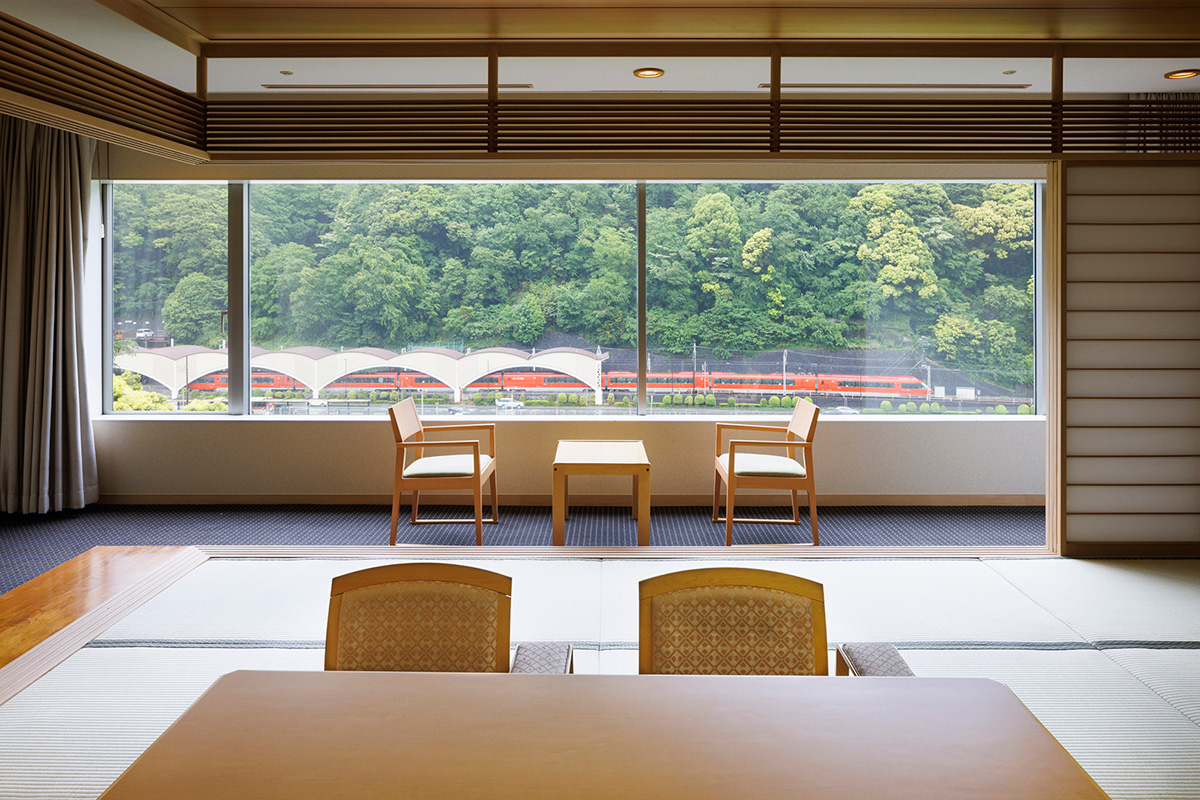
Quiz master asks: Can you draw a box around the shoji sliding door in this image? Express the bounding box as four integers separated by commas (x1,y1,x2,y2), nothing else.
1063,165,1200,554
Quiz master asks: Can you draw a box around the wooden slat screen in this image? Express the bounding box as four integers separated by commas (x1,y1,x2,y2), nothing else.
0,12,205,161
206,100,489,154
203,96,1200,157
780,100,1053,152
1063,165,1200,545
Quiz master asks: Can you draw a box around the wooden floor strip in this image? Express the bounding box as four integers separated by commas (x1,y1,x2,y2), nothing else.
0,547,209,706
0,547,194,671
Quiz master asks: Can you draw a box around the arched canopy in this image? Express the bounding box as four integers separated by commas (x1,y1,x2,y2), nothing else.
115,344,609,403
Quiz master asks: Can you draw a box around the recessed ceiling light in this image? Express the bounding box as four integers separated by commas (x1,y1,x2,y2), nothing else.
633,67,665,79
279,70,293,76
1165,69,1200,80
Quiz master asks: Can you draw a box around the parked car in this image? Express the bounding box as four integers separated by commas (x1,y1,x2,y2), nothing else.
495,397,525,410
135,328,154,339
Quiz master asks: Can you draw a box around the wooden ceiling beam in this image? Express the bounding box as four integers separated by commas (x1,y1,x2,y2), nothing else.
201,39,1200,60
92,0,207,55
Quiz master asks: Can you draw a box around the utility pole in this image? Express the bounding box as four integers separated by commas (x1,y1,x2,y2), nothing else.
783,348,788,397
692,342,697,396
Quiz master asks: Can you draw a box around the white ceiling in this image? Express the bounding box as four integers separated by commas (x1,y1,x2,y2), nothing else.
3,0,1199,96
0,0,195,91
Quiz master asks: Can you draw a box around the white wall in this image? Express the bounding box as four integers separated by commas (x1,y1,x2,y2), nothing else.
91,149,1048,508
93,415,1046,504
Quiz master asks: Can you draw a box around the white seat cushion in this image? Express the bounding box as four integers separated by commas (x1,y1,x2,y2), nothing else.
403,453,493,479
718,452,806,478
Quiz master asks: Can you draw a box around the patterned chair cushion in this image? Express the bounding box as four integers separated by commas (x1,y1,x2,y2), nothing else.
510,641,574,674
650,585,817,675
718,452,806,478
336,580,501,672
837,642,915,677
403,453,493,478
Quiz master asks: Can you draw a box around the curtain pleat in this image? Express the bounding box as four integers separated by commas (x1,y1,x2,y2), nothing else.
0,115,98,513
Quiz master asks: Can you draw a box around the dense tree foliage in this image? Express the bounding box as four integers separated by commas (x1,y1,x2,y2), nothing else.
112,180,1036,388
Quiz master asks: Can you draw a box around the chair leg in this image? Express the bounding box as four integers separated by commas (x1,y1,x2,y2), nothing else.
473,484,484,546
411,490,420,525
390,453,403,546
725,483,735,546
390,487,401,547
489,473,499,523
791,489,800,524
712,470,722,522
808,479,819,546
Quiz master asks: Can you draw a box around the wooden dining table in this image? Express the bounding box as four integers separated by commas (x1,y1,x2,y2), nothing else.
98,670,1109,800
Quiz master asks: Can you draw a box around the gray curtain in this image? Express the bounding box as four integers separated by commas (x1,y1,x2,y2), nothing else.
0,115,98,513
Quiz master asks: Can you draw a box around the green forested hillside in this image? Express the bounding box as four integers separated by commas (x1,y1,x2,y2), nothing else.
112,180,1035,388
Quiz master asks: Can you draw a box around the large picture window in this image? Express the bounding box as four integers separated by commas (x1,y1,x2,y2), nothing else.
109,182,228,412
106,179,1038,417
644,182,1037,416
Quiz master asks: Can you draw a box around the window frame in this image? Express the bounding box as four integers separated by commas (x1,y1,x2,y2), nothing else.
101,177,1045,419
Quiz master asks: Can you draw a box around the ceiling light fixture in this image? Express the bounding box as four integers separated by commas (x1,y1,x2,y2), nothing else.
1165,69,1200,80
279,70,293,76
1002,70,1017,75
633,67,665,79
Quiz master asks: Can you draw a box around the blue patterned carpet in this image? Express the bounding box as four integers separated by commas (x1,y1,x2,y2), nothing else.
0,504,1044,594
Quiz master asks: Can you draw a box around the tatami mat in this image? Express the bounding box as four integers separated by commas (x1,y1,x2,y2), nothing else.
903,648,1200,800
8,555,1200,800
0,648,321,800
1103,648,1200,728
95,557,605,646
597,559,1084,645
984,559,1200,642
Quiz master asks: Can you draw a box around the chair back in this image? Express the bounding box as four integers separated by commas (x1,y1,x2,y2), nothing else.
787,399,819,443
639,567,827,675
326,563,512,673
388,398,424,444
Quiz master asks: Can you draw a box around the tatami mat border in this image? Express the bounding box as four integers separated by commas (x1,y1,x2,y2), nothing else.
82,638,1200,652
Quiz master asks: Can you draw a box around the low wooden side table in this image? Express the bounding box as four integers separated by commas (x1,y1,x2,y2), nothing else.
552,440,651,546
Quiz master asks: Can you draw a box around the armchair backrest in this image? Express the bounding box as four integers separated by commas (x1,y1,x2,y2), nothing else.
326,563,512,673
388,398,424,444
787,399,820,444
639,567,827,675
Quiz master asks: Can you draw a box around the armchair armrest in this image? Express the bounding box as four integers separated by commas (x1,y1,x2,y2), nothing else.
397,439,481,450
716,423,789,434
510,641,574,674
418,423,495,456
728,439,811,451
428,423,496,434
835,643,915,677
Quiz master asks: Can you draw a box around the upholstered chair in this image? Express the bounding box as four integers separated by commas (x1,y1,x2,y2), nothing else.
388,398,498,546
325,563,572,674
713,398,819,546
639,567,827,676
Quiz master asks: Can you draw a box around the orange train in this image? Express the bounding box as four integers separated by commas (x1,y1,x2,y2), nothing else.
188,369,930,398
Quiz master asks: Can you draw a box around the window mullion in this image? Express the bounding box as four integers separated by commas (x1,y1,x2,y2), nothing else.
637,180,647,415
228,181,250,415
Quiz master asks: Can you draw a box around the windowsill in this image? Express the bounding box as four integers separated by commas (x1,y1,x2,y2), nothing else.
94,412,1048,423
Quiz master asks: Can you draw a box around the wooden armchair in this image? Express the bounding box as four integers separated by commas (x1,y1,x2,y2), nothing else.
639,567,828,675
713,399,819,546
388,398,498,546
325,563,572,674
